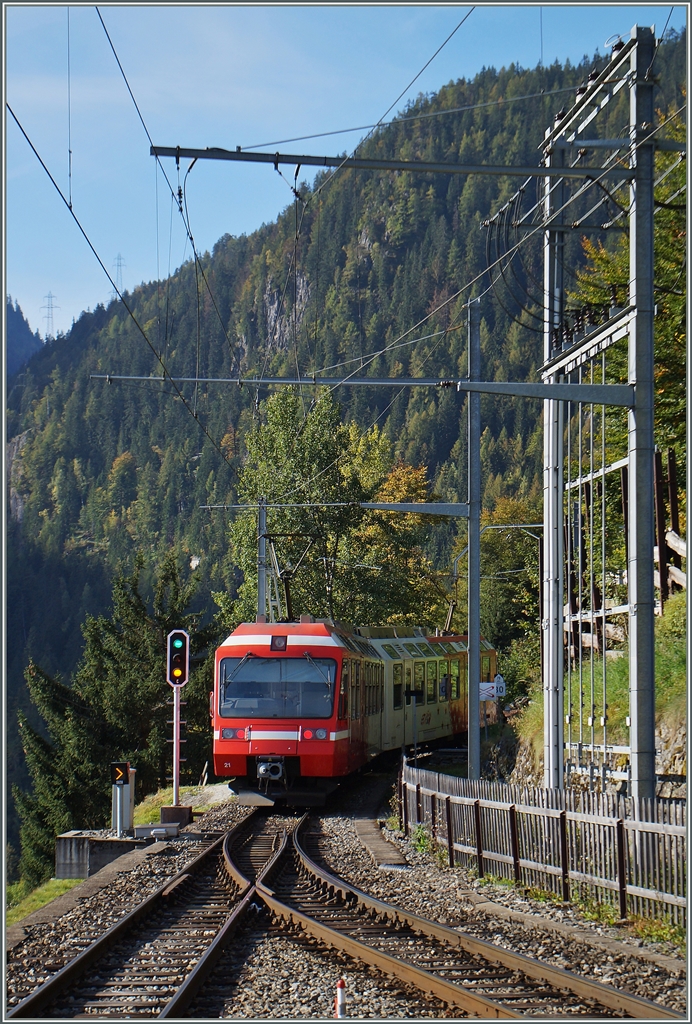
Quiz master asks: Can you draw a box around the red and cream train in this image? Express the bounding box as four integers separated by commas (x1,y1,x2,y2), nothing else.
211,616,497,804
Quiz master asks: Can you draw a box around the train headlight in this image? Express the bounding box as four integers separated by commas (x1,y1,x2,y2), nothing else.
301,728,327,740
221,727,246,739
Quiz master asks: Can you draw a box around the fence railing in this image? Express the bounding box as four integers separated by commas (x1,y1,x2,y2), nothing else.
399,763,686,926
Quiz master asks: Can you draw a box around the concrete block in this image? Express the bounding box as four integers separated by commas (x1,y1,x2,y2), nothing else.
160,805,193,827
55,833,145,879
133,823,179,839
55,834,90,879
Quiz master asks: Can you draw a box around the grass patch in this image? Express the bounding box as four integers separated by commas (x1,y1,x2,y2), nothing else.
132,786,203,825
575,893,620,926
514,592,687,760
6,878,84,926
628,915,686,953
522,884,563,905
477,873,516,888
410,824,432,854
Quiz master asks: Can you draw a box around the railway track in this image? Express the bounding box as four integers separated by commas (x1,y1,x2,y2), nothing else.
9,810,684,1019
7,814,283,1019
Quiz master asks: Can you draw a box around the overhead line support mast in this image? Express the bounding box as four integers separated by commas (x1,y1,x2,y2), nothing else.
131,24,662,792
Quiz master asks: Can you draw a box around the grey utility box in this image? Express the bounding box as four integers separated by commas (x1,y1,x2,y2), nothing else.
111,768,137,830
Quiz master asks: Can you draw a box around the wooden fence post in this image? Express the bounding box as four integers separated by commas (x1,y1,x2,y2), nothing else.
402,780,409,836
616,819,628,921
509,804,521,883
415,784,422,825
431,793,437,840
445,796,455,868
474,799,484,878
559,810,570,902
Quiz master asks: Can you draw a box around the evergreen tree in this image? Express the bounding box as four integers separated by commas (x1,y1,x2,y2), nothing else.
15,553,220,885
223,387,447,627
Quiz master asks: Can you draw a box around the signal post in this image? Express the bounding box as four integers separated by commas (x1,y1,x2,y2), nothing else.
165,630,190,820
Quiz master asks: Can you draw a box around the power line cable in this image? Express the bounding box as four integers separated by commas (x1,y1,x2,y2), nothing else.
6,102,235,474
95,6,240,374
241,64,575,148
311,8,476,203
313,104,686,388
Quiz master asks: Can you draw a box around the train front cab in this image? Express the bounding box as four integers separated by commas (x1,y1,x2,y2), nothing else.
212,622,380,804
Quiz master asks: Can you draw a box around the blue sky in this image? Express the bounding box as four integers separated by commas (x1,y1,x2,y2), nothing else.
4,3,687,337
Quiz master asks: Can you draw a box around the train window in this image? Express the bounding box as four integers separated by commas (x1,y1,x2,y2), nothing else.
219,656,336,718
338,660,349,719
450,659,460,700
426,660,437,703
482,655,491,681
414,662,424,701
392,663,403,710
351,661,361,720
404,663,412,705
439,660,449,702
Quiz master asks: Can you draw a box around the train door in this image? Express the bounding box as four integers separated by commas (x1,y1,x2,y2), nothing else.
438,658,451,734
350,659,363,760
389,662,404,749
375,661,384,756
403,661,414,746
412,661,425,743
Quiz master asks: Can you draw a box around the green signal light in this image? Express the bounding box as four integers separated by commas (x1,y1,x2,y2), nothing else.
173,638,184,648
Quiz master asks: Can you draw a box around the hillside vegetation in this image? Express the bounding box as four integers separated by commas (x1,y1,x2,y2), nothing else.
6,31,686,881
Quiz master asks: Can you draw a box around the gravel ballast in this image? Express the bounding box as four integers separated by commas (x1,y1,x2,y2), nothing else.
311,806,686,1015
6,782,687,1017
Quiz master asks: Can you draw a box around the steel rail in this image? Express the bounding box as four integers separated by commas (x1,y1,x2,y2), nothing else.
160,816,293,1019
221,806,262,889
7,832,229,1019
158,887,257,1019
286,820,682,1020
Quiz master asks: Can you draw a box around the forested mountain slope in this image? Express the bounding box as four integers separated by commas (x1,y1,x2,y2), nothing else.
6,32,686,857
6,298,43,381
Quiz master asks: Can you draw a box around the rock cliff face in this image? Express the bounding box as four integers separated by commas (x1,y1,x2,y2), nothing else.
655,717,687,799
506,718,687,798
6,430,30,523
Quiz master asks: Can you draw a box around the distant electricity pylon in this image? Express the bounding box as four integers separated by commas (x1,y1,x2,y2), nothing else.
111,253,126,301
41,291,59,340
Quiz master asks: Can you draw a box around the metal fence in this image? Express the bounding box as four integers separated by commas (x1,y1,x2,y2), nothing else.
399,763,686,926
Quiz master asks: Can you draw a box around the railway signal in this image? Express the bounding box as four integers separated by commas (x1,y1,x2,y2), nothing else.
110,762,130,837
166,630,190,809
110,761,129,785
167,630,190,686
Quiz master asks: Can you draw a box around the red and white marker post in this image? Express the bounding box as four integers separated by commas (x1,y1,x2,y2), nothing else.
335,978,346,1018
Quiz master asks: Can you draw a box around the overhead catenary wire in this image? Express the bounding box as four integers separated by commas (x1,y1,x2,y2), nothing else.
240,0,477,382
240,85,579,152
6,103,235,474
95,6,241,376
294,104,685,393
309,7,476,205
253,11,477,400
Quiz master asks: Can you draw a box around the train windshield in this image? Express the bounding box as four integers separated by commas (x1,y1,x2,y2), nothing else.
219,656,337,718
